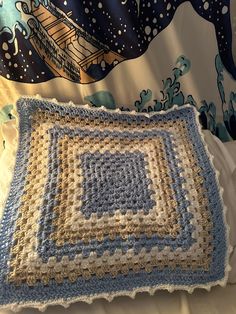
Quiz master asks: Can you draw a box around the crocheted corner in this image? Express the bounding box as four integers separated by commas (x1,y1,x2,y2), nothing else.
0,97,230,311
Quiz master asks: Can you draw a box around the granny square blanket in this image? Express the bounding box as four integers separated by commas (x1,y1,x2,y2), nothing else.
0,97,230,311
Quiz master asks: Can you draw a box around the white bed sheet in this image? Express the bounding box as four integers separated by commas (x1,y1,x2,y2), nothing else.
203,132,236,284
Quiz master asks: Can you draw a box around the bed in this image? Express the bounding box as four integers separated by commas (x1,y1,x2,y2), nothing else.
0,0,236,311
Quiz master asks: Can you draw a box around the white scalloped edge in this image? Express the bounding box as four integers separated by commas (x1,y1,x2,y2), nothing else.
0,95,233,312
20,94,190,117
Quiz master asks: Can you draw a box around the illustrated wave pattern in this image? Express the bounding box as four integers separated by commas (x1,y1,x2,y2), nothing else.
0,98,229,310
0,0,235,82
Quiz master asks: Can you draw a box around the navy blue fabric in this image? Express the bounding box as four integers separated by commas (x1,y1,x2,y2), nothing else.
0,0,235,82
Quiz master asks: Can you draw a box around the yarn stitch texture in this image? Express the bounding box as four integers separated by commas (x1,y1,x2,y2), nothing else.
0,97,230,311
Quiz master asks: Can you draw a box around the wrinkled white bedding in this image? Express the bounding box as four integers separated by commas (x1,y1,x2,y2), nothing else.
203,132,236,283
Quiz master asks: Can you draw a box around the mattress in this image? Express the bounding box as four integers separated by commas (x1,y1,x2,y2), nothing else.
0,117,235,314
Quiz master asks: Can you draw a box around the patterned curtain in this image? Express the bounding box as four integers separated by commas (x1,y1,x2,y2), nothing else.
0,0,236,141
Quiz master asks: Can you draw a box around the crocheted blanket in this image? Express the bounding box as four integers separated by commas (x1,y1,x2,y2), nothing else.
0,97,230,311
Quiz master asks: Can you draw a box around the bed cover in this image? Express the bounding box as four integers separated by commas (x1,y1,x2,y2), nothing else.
0,114,235,314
